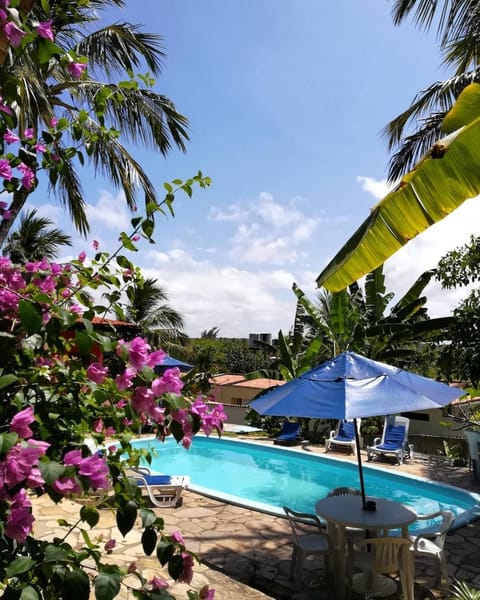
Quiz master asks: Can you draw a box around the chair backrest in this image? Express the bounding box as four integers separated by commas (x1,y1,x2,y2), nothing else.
336,419,360,440
327,487,361,497
354,537,412,574
280,421,301,437
414,510,455,548
283,506,324,543
464,430,480,461
382,415,409,447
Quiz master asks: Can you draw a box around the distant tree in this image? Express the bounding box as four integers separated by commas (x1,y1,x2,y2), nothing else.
436,235,480,386
3,208,72,263
222,341,270,374
201,326,220,339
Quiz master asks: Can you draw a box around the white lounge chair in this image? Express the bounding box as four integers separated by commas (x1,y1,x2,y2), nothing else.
367,415,411,465
325,419,362,454
127,467,189,508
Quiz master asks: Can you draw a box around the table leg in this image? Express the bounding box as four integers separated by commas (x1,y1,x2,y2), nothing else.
328,522,345,600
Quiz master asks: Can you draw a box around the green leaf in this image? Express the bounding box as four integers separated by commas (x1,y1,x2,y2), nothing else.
94,569,121,600
75,331,93,356
167,554,183,580
18,300,42,334
5,557,36,577
20,586,39,600
141,527,157,556
140,508,159,529
62,569,90,600
116,501,137,537
80,505,100,528
0,374,17,389
0,432,19,455
38,460,65,485
156,540,174,566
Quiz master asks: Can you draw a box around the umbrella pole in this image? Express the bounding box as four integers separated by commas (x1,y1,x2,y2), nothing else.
353,418,367,510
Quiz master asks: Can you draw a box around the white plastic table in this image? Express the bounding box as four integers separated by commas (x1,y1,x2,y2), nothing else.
315,495,417,600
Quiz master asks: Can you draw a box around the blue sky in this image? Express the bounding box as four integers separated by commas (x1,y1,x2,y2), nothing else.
30,1,480,337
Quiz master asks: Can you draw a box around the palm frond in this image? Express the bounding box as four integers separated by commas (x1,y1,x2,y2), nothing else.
76,24,165,76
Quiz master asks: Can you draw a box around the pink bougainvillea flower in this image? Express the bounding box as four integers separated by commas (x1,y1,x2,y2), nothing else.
0,96,13,115
87,362,109,384
127,337,151,370
36,19,54,41
33,143,46,153
49,117,58,127
4,22,26,47
92,239,99,250
114,366,135,391
151,368,184,397
26,467,44,488
5,490,34,542
149,576,169,590
104,539,116,553
199,586,215,600
131,386,154,413
23,128,34,139
147,349,166,368
52,477,81,495
171,531,185,545
67,62,87,78
0,158,12,180
92,418,104,433
179,552,194,584
70,304,83,314
4,130,19,144
10,406,34,438
17,163,35,190
77,250,86,263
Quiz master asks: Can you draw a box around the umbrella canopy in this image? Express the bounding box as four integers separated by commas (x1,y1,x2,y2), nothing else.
154,355,193,375
250,351,465,508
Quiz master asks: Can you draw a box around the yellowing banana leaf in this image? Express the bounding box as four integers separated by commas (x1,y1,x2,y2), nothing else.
316,83,480,292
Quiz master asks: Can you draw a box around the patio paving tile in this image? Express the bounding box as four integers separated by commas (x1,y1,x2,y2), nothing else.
29,441,480,599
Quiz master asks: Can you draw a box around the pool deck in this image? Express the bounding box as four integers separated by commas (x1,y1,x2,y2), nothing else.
32,439,480,599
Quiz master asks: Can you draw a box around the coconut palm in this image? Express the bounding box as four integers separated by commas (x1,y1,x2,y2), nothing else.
125,277,186,351
385,0,480,180
3,208,72,263
0,0,189,246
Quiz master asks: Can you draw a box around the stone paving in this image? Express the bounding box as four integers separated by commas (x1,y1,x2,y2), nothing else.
31,441,480,600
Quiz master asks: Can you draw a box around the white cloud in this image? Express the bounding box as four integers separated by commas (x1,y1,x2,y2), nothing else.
141,250,297,337
208,203,247,222
356,176,392,201
86,190,131,231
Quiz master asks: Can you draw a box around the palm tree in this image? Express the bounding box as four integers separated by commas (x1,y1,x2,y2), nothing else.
385,0,480,180
0,0,189,245
125,277,186,351
3,208,72,263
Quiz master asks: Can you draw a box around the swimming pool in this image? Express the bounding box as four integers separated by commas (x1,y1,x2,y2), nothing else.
130,436,480,532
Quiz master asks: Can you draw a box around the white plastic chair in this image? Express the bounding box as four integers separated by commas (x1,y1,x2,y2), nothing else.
409,510,455,584
346,536,414,600
283,506,331,586
325,419,362,454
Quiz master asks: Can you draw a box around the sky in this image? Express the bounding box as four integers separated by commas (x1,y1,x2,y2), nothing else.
29,1,480,338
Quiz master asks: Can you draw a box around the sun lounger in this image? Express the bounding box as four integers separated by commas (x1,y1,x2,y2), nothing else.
367,415,411,465
274,421,302,446
325,419,362,454
127,467,190,508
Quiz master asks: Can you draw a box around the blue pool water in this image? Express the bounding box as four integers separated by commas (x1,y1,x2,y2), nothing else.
131,436,480,532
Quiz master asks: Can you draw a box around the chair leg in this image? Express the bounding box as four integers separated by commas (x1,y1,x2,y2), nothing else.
438,551,448,585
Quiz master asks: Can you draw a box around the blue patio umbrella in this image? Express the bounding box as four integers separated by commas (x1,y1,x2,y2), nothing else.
154,355,193,375
250,351,465,508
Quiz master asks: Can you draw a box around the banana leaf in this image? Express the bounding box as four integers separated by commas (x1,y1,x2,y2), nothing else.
316,83,480,292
